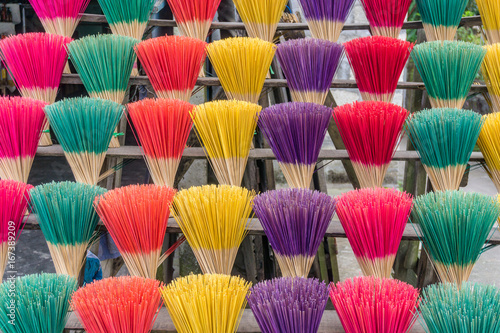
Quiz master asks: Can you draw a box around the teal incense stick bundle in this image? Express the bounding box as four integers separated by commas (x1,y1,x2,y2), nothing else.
416,0,468,41
406,108,484,191
0,273,77,333
44,97,124,185
420,282,500,333
97,0,155,41
67,34,138,147
412,191,500,286
30,181,106,279
411,41,486,109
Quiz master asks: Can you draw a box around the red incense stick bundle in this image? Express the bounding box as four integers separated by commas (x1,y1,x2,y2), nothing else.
135,36,207,101
332,101,409,188
344,36,414,102
94,184,184,279
128,98,194,187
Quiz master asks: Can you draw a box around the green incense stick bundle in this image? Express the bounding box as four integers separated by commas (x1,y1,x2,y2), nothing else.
415,0,468,41
412,191,500,286
30,181,106,279
67,34,138,148
411,41,486,109
0,273,77,333
406,108,484,191
44,97,124,185
97,0,155,41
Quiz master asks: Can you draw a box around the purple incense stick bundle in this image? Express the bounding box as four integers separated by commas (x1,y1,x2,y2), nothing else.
299,0,356,42
276,38,344,105
247,277,329,333
253,189,337,277
259,102,332,189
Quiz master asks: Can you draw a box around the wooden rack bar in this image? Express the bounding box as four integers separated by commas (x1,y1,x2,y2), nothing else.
59,74,489,92
79,13,483,32
22,214,500,244
36,145,487,161
64,308,428,332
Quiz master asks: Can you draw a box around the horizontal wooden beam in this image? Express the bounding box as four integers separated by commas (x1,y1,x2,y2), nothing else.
36,145,487,162
59,74,488,92
22,214,500,245
79,12,482,33
65,308,428,332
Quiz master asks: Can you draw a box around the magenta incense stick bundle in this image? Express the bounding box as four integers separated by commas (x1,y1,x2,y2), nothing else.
336,188,413,278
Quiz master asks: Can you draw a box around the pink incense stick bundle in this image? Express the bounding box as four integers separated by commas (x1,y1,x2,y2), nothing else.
135,36,207,101
344,36,414,103
28,0,91,38
0,97,47,183
336,188,413,278
0,33,71,146
330,277,420,333
71,276,163,333
332,101,409,188
0,180,33,281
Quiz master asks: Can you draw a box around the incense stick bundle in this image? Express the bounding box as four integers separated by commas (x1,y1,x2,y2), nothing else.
276,39,344,105
0,273,77,333
29,181,106,279
329,277,420,333
28,0,90,73
165,0,222,41
94,184,181,279
482,44,500,112
247,277,329,333
478,113,500,191
336,188,413,278
0,97,47,183
406,108,484,191
416,0,468,41
412,191,500,285
333,101,409,188
0,180,32,281
359,0,413,38
253,189,336,277
0,33,71,146
420,282,500,332
411,41,486,109
206,37,276,104
160,274,251,333
172,185,255,274
134,36,207,101
68,34,138,148
477,0,500,44
192,100,261,186
97,0,155,41
344,36,414,102
44,97,123,185
298,0,355,42
232,0,288,42
128,98,194,187
72,276,162,333
258,102,332,189
29,0,90,38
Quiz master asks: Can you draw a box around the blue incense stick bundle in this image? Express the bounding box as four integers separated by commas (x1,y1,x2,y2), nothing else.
299,0,355,42
276,38,344,105
253,188,337,277
259,102,332,188
247,277,329,333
